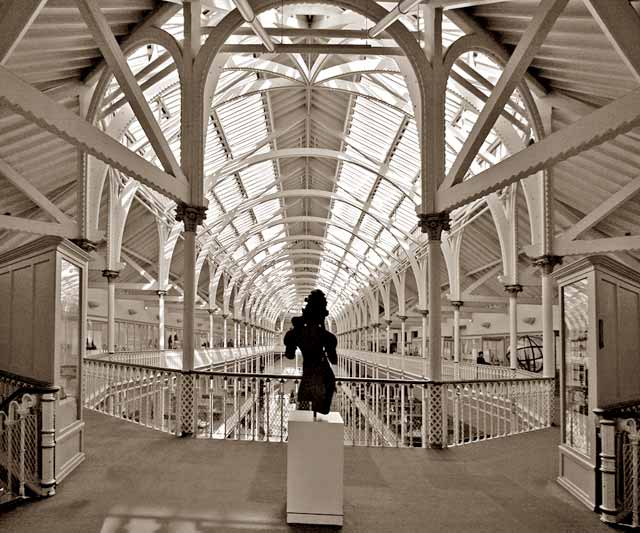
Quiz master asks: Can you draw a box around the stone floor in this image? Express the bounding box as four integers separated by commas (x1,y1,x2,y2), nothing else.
0,410,613,533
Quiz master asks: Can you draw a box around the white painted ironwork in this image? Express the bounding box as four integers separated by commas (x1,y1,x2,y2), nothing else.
83,350,553,449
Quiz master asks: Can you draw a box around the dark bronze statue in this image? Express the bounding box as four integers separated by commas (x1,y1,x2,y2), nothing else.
284,290,338,416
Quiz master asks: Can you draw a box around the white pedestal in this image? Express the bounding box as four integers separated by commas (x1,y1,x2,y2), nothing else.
287,410,344,526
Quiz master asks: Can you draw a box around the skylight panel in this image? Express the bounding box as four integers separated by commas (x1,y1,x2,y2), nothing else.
350,238,368,256
262,224,284,241
326,226,352,247
233,211,253,234
394,198,417,235
213,175,243,208
370,182,403,214
365,248,384,267
245,234,262,252
269,243,285,255
331,201,360,227
360,214,384,242
218,224,236,246
253,199,281,224
232,247,246,261
335,162,376,199
240,161,276,197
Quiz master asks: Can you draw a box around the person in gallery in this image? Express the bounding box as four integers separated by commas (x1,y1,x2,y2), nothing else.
477,351,488,365
284,289,338,417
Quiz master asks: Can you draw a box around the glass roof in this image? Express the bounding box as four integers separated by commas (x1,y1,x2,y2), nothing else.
99,4,531,320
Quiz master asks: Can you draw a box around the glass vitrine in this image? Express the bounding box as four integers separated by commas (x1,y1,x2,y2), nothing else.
555,256,640,510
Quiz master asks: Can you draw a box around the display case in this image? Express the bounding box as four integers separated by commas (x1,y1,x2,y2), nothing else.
555,256,640,510
0,236,89,481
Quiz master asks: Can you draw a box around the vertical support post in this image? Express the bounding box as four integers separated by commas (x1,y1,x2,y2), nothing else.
385,319,391,355
208,309,214,348
534,256,562,377
222,314,228,347
505,284,523,370
175,204,206,436
420,310,428,378
399,316,407,375
157,289,167,350
39,388,57,496
418,213,450,382
451,301,463,363
102,269,119,353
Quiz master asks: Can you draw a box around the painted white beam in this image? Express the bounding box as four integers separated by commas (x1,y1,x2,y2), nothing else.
583,0,640,83
220,43,404,56
556,235,640,256
461,264,501,296
0,157,74,225
437,87,640,211
445,10,548,97
0,0,47,65
76,0,186,182
83,2,181,85
0,214,78,238
231,0,276,52
558,175,640,244
443,0,568,188
0,65,189,203
431,0,524,7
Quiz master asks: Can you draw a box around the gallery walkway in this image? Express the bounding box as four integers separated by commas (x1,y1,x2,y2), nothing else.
0,410,611,533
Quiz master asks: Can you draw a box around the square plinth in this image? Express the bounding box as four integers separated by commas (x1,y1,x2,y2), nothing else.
287,410,344,526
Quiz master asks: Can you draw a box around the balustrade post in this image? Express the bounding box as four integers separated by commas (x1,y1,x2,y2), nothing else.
222,314,228,347
39,389,57,495
420,310,428,378
427,383,446,449
102,269,119,353
208,309,214,349
504,284,523,371
385,320,391,354
157,290,167,350
398,316,407,376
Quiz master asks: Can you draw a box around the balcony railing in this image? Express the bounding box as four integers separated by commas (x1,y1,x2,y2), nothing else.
83,351,553,449
90,346,275,371
0,371,58,501
339,349,540,380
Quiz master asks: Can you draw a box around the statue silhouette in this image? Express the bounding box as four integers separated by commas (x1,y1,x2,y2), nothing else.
284,290,337,416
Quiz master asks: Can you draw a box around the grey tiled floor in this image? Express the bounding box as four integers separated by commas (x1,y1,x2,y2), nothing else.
0,410,612,533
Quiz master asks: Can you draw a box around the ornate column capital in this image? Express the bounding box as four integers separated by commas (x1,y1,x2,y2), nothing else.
221,313,228,320
71,238,97,252
102,269,119,280
397,315,407,322
156,289,168,297
385,319,392,326
419,309,429,317
504,284,523,295
450,300,464,310
533,254,563,275
207,309,215,315
175,203,207,232
417,211,450,241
